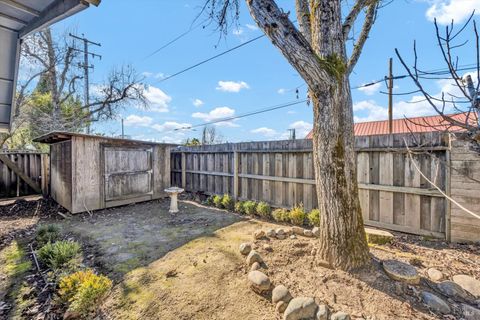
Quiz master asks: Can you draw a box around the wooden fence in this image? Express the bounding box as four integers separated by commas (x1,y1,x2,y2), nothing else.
171,132,450,239
0,150,49,199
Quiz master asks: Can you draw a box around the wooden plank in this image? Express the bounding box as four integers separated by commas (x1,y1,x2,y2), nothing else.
233,151,239,200
274,153,283,206
181,152,186,189
357,152,370,221
392,153,405,225
366,220,444,239
404,154,421,230
262,153,270,203
379,152,394,224
0,154,41,193
369,152,380,221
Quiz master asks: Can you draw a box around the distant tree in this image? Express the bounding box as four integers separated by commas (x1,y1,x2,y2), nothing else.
396,13,480,152
201,125,223,145
200,0,384,270
184,138,201,146
1,28,146,148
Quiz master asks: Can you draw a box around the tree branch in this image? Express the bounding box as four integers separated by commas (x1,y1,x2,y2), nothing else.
342,0,369,40
295,0,311,44
346,2,377,75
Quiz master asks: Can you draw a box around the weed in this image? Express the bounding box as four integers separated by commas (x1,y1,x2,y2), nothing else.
234,201,246,214
35,224,61,247
37,241,81,270
256,202,271,218
221,194,234,211
272,208,290,222
307,209,320,226
243,201,257,216
212,195,223,208
290,205,306,226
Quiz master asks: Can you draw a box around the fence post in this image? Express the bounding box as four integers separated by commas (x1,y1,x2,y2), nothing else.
233,151,239,200
41,154,50,196
181,152,186,189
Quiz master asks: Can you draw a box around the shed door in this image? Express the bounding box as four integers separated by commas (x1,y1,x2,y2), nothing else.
103,146,153,204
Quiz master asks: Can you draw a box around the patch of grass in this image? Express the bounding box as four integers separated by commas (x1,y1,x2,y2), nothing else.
307,209,320,226
289,205,306,226
212,195,223,208
234,201,246,214
35,224,61,247
243,201,257,216
272,208,290,222
256,202,271,218
221,194,234,211
37,240,81,271
59,269,112,318
1,241,32,277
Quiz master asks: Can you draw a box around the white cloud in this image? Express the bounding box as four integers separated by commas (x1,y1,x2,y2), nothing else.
151,121,191,132
123,115,153,127
233,27,244,36
144,86,172,112
425,0,480,25
277,88,287,95
142,72,166,79
357,82,381,96
251,127,277,137
192,98,204,107
192,107,239,127
216,81,250,93
246,24,259,31
287,110,297,114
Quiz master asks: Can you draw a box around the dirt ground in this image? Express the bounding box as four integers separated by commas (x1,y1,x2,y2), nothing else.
1,198,479,320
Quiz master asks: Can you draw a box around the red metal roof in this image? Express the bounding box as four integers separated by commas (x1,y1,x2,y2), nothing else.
305,112,477,138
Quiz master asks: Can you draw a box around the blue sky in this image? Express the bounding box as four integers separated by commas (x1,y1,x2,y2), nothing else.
48,0,480,143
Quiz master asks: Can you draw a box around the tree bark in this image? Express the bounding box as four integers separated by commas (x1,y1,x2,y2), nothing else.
247,0,370,270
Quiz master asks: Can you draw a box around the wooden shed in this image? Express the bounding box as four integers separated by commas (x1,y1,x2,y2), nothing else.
34,132,174,213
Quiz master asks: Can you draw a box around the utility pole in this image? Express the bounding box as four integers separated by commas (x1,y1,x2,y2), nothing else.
121,118,125,139
69,33,101,134
387,58,393,135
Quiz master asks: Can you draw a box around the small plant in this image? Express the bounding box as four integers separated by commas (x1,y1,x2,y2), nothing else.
272,208,290,222
203,195,214,206
234,201,246,214
289,205,306,226
221,194,234,210
35,224,61,247
243,201,257,216
212,195,223,208
307,209,320,226
37,241,81,270
256,202,271,218
59,269,112,317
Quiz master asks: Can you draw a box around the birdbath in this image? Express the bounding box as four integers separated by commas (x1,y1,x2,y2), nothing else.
164,187,184,213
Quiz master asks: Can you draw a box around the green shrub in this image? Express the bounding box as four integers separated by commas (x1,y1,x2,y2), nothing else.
243,201,257,216
35,224,61,247
221,194,234,210
290,205,306,226
59,269,112,317
203,195,214,206
272,208,290,222
234,201,246,214
212,195,223,208
256,202,271,218
307,209,320,226
37,241,81,270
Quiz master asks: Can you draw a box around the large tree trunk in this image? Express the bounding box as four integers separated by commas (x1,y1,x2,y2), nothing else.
247,0,370,270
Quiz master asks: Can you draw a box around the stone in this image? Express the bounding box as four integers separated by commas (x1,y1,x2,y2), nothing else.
312,227,320,237
421,291,451,314
316,304,329,320
453,275,480,298
283,297,317,320
248,270,271,293
462,304,480,320
239,243,252,255
303,229,314,237
427,268,443,282
263,244,273,252
272,285,293,304
276,301,288,314
266,229,276,238
246,250,263,266
292,226,304,236
437,281,472,300
365,228,394,245
277,233,287,240
330,311,351,320
276,228,286,236
251,262,261,271
382,260,420,284
290,235,297,240
254,230,266,240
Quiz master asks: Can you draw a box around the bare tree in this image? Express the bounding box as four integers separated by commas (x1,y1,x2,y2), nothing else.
396,13,480,151
1,27,146,148
201,125,224,145
200,0,384,270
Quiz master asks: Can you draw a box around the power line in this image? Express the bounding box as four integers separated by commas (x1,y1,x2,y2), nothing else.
157,34,265,83
171,99,307,133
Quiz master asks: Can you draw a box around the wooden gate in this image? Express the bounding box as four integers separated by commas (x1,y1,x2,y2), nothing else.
102,146,153,207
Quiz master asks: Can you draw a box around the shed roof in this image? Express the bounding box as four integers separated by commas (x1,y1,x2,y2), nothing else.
0,0,100,133
33,131,178,146
305,112,478,138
